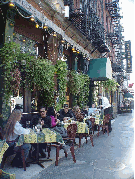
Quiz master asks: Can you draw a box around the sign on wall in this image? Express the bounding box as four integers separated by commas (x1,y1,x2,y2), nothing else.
125,40,132,73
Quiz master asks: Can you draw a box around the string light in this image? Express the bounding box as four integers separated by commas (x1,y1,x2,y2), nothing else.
72,47,76,53
61,38,65,44
53,32,57,37
35,23,39,28
9,1,15,7
43,24,48,29
30,15,35,21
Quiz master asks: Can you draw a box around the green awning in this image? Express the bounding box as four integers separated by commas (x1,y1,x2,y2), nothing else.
124,92,133,98
87,58,112,81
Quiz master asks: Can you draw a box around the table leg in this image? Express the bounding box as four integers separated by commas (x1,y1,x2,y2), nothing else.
30,143,52,168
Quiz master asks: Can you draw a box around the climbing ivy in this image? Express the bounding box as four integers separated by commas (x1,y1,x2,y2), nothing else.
55,60,68,111
68,70,90,108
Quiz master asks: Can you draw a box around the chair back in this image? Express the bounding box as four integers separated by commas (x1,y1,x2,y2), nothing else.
89,118,95,123
67,124,77,138
104,114,110,123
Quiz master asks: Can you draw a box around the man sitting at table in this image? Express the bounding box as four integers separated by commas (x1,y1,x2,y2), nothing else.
30,106,51,158
58,104,74,122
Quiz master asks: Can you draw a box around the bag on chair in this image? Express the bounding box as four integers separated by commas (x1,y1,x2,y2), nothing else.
52,126,67,138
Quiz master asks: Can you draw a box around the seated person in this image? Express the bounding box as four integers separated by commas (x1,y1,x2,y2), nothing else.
47,107,67,138
31,106,51,128
82,106,89,117
59,104,74,122
3,109,31,168
88,103,97,116
30,106,52,158
73,106,84,122
46,106,60,127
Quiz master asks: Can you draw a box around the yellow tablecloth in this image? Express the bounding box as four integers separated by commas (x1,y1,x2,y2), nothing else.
63,122,89,134
95,115,103,125
0,140,15,179
0,140,9,164
16,128,64,147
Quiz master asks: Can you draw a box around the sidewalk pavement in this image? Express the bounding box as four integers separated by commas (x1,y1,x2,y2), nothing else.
3,119,115,179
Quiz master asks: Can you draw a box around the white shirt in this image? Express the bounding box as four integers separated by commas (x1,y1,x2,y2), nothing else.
8,121,30,141
88,108,97,115
101,97,111,109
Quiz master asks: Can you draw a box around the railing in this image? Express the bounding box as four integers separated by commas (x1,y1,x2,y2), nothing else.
66,0,108,53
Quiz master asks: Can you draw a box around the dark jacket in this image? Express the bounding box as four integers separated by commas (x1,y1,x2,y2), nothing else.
30,115,51,128
59,109,74,121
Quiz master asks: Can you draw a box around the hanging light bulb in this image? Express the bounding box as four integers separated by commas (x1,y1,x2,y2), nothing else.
35,23,39,28
43,24,48,29
30,15,35,21
53,32,57,37
9,1,15,7
72,47,76,53
61,38,65,44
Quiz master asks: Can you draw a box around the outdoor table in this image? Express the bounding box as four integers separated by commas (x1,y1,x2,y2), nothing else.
16,128,64,168
0,140,15,179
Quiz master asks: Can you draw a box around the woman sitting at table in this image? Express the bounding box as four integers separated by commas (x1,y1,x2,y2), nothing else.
47,107,67,138
3,109,31,168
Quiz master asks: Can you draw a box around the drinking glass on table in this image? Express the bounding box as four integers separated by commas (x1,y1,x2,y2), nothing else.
26,121,30,128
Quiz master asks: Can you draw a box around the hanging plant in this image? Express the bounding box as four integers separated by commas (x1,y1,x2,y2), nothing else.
55,60,68,111
22,55,55,106
11,68,22,96
68,70,90,108
0,42,21,106
102,79,119,92
0,42,56,111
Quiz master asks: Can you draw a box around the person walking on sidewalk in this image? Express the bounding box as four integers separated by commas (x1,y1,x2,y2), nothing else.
98,93,112,132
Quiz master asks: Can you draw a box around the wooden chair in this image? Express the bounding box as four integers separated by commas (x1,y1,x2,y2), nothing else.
78,119,94,147
97,114,110,137
89,117,95,135
47,124,77,166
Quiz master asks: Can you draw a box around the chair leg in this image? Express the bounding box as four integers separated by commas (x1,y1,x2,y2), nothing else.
55,146,60,166
106,126,109,136
79,134,82,147
90,134,94,147
97,125,100,137
70,144,76,163
85,135,88,144
21,149,26,171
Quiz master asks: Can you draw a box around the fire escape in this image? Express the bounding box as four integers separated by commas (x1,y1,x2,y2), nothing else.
64,0,109,53
105,0,125,86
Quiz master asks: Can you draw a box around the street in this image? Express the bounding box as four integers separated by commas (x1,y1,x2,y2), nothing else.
33,111,134,179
